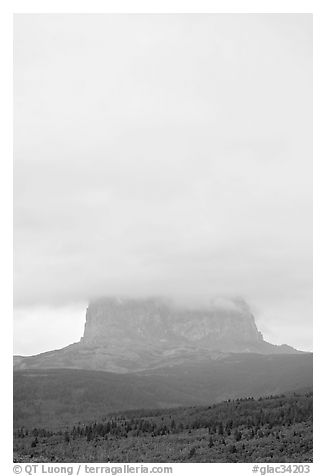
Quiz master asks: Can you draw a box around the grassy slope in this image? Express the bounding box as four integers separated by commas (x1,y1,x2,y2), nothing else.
14,353,312,429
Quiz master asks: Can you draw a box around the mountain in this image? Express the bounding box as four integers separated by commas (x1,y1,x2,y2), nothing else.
13,353,313,429
13,297,301,373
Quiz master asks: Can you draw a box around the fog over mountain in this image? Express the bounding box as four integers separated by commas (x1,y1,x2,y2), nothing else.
14,14,312,354
14,296,305,374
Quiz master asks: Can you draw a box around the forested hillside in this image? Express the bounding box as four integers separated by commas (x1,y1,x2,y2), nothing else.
14,391,312,463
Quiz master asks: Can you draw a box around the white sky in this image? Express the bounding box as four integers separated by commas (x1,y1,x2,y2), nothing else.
14,14,312,355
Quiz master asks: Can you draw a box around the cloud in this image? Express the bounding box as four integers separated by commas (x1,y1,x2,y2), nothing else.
14,14,312,352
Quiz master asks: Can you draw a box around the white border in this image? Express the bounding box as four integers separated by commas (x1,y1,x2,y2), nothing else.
1,1,324,473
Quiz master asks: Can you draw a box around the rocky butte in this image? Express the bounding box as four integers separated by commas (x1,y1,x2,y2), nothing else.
13,296,300,373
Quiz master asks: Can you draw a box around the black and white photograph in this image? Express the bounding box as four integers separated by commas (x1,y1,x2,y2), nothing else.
12,12,313,466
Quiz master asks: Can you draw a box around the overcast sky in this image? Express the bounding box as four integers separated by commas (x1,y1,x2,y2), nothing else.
14,14,312,355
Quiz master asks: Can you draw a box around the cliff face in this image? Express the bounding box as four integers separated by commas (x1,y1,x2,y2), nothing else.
81,297,263,350
13,297,300,373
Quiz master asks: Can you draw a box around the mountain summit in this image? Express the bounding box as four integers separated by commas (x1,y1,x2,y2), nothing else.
14,297,300,373
81,296,263,348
